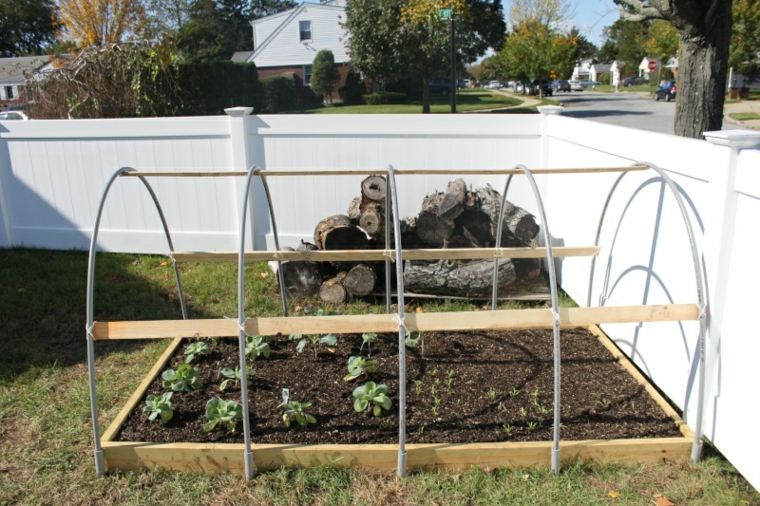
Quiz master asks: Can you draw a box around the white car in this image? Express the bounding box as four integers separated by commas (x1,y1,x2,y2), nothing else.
569,80,585,91
0,110,29,120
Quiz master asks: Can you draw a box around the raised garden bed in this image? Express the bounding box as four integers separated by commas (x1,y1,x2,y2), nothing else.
102,326,693,473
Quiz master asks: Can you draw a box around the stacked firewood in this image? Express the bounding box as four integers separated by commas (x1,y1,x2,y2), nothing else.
278,176,542,303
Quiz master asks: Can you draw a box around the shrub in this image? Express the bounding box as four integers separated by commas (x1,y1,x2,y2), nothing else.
339,69,366,105
362,91,409,105
261,76,296,113
175,61,263,115
311,49,340,102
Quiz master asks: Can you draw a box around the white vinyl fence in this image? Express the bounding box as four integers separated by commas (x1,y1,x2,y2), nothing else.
1,108,759,491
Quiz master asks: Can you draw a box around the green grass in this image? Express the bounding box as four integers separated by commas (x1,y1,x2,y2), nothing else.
729,112,760,121
1,248,758,505
307,89,522,114
594,84,653,93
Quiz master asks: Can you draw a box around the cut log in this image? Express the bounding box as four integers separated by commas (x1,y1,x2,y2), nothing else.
416,192,455,247
319,272,348,304
476,186,539,244
358,200,384,236
314,215,370,250
343,264,377,296
279,242,323,297
438,178,467,221
361,175,386,202
347,196,362,221
404,259,516,298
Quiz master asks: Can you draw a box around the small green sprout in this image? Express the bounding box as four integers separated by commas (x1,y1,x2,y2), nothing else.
203,397,242,432
184,341,210,363
353,381,392,417
487,387,497,401
143,392,173,424
161,364,200,392
219,366,253,391
508,387,521,397
290,333,337,359
404,331,424,354
360,332,377,356
280,400,317,428
502,422,513,435
343,355,377,381
245,335,271,361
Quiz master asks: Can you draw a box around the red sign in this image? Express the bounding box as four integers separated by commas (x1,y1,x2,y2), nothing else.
648,60,657,71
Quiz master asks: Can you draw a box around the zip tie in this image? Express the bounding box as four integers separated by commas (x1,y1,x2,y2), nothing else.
85,323,95,338
238,321,249,336
698,306,707,320
383,249,395,261
394,314,409,336
550,307,561,324
494,247,503,259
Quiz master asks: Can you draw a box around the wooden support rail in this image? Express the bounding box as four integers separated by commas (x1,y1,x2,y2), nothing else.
171,246,600,263
121,165,648,178
92,303,700,340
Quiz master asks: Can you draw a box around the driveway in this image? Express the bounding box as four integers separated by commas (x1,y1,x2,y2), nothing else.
550,91,677,134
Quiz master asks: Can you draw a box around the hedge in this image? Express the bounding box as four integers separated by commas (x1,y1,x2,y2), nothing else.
361,91,409,105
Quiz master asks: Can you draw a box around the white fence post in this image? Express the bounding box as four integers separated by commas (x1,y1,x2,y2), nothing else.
702,130,760,436
226,107,254,249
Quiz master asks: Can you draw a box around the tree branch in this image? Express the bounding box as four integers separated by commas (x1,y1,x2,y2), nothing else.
615,0,666,21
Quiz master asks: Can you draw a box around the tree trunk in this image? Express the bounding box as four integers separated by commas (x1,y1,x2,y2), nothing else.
674,3,732,138
404,259,517,297
476,186,539,244
421,78,431,114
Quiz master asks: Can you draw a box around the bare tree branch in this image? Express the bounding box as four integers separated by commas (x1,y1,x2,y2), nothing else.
615,0,666,21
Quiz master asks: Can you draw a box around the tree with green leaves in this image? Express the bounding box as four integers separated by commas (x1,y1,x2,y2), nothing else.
0,0,59,57
600,19,649,76
568,27,597,62
614,0,732,138
345,0,505,113
730,0,760,77
311,49,340,103
644,19,679,67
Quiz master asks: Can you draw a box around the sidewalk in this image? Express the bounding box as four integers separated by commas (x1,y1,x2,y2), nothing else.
460,88,544,113
724,99,760,130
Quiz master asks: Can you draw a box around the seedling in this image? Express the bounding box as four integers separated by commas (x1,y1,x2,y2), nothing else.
161,364,200,392
343,355,377,381
280,400,317,428
219,366,253,391
353,381,392,417
526,420,538,431
245,335,271,361
502,422,513,435
360,332,377,356
290,333,337,359
508,387,521,397
413,379,424,396
405,331,424,354
143,392,173,423
203,397,242,432
487,387,497,401
184,341,209,363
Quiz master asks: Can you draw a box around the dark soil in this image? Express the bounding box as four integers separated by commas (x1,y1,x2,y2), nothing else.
117,328,682,444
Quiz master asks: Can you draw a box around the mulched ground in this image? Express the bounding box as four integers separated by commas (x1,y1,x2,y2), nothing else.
117,328,682,444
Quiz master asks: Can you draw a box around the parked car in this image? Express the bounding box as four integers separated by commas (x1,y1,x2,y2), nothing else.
0,110,29,120
553,80,571,92
569,80,585,91
513,81,527,94
529,79,553,96
622,76,646,87
428,78,452,95
655,80,677,101
487,80,501,89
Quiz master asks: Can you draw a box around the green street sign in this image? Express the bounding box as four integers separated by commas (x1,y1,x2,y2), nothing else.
439,8,452,19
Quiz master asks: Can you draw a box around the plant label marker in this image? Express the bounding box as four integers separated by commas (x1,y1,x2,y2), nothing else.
282,388,290,404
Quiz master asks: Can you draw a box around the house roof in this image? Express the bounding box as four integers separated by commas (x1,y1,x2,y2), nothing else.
231,51,255,63
247,2,346,63
0,55,50,84
592,63,611,72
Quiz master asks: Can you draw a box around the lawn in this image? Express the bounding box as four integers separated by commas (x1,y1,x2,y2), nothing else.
729,112,760,121
1,248,758,505
594,84,654,93
307,89,522,114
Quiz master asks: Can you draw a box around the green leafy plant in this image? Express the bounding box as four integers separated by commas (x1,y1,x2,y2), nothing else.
502,422,513,435
245,335,271,361
508,387,521,397
353,381,392,417
161,364,200,392
290,333,337,359
143,392,173,424
184,341,210,363
487,387,497,401
405,331,424,354
219,366,252,391
203,397,242,433
360,332,377,356
280,400,317,428
343,355,377,381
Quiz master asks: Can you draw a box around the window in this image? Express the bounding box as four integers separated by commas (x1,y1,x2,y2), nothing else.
303,65,312,86
299,20,312,41
4,86,13,99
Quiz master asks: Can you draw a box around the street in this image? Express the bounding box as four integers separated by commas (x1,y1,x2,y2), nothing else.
550,90,677,134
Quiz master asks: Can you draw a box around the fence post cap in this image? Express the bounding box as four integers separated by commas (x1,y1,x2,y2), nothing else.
225,107,254,117
537,105,564,115
704,129,760,149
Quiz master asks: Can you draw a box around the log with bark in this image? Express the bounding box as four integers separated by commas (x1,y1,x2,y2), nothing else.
404,259,517,298
314,215,369,250
279,242,324,297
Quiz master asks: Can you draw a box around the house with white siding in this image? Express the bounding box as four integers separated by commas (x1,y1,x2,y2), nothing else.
236,0,350,86
0,55,49,105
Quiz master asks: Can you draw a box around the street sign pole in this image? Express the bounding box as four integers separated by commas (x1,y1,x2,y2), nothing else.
450,17,456,113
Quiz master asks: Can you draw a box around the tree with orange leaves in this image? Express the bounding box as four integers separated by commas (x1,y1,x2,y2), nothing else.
58,0,148,47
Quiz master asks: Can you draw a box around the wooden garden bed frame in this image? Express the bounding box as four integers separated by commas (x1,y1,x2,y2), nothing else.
99,325,693,474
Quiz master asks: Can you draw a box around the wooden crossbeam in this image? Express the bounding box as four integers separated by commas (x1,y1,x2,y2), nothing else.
171,246,599,264
121,166,647,178
92,303,699,340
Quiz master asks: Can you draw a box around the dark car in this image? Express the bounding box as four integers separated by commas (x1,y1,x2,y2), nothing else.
655,80,677,101
428,78,453,95
622,76,646,87
529,79,553,96
553,80,571,92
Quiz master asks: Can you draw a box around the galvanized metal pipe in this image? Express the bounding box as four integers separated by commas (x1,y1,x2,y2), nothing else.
387,165,408,477
511,165,562,475
385,175,392,313
491,174,515,310
236,167,258,480
253,169,288,316
585,163,707,462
